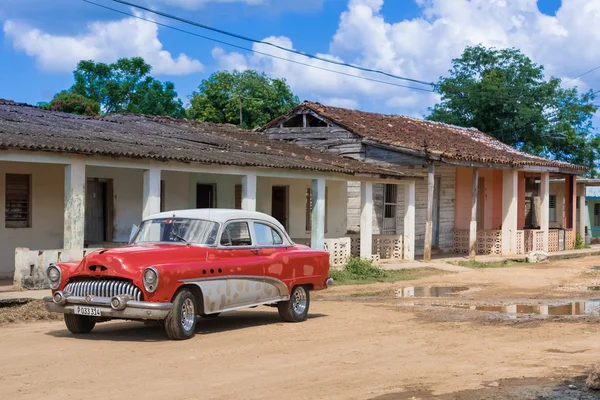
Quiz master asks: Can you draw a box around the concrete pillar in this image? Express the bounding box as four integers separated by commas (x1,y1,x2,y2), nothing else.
142,167,161,219
540,172,550,252
501,170,519,255
578,183,586,244
469,168,479,259
360,181,373,259
403,181,416,261
241,173,257,211
64,159,86,250
311,178,326,251
423,163,435,261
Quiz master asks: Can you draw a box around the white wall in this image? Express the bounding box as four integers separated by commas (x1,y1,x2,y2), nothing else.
188,173,242,209
0,162,65,278
162,170,191,211
550,181,565,229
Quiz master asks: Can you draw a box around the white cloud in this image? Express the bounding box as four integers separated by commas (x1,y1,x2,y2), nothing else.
3,12,203,76
212,0,600,118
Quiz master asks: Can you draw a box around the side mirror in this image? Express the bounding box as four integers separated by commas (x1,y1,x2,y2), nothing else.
129,224,139,244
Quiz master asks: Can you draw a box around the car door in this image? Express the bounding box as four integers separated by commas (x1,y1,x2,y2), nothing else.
253,221,290,301
217,220,265,309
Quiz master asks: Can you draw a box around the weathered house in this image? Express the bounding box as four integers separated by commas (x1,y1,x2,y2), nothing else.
0,101,421,287
263,102,587,259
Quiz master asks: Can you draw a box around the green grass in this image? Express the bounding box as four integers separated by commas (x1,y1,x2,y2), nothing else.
348,291,386,297
330,257,449,285
456,259,528,269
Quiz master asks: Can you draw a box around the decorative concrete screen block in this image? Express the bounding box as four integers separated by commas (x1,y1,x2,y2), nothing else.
453,230,469,254
476,230,502,255
549,230,560,253
535,231,544,251
565,229,575,251
516,231,524,255
348,234,403,260
323,238,351,266
14,247,101,289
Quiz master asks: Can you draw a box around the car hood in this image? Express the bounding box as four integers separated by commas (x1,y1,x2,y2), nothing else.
70,244,204,279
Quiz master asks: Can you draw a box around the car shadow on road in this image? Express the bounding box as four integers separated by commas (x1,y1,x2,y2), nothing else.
44,310,327,342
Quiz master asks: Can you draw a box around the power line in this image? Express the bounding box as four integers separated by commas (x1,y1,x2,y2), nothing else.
564,65,600,84
82,0,434,93
109,0,435,87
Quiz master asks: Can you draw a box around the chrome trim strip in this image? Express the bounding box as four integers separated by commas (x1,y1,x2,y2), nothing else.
44,295,172,311
44,301,170,321
179,275,289,296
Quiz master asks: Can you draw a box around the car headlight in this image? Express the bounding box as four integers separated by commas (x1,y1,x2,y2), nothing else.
143,267,159,293
47,265,62,290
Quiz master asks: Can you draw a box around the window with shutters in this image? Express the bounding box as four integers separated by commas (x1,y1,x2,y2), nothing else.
5,174,31,228
595,203,600,227
305,187,328,233
549,195,557,222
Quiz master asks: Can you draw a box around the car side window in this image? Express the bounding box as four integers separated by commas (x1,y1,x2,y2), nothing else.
220,222,252,247
254,223,283,246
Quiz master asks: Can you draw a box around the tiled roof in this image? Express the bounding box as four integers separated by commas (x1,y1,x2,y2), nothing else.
0,101,420,181
266,101,586,173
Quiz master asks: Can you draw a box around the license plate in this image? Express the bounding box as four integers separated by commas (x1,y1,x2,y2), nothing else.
74,305,102,317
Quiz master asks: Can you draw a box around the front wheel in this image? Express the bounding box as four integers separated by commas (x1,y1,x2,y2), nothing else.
164,289,197,340
278,286,310,322
64,314,96,334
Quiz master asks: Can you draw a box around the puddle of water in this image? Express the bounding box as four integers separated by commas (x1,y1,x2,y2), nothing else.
589,267,600,271
587,286,600,291
434,300,600,316
396,286,469,298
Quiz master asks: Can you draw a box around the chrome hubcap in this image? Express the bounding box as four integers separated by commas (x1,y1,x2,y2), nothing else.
181,298,196,332
292,287,307,315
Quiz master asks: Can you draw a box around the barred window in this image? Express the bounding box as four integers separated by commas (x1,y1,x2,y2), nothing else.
5,174,31,228
549,195,557,222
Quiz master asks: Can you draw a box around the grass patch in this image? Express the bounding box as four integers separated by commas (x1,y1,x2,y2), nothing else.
349,291,385,297
456,259,528,269
331,257,448,285
0,300,62,325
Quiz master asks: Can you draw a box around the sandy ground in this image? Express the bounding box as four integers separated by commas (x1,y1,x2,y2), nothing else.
4,256,600,399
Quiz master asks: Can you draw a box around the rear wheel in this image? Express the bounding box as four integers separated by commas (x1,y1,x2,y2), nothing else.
64,314,96,334
164,289,197,340
278,286,310,322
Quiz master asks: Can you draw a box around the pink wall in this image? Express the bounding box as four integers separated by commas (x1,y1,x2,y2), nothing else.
518,172,526,230
492,171,503,229
455,168,503,230
455,168,472,230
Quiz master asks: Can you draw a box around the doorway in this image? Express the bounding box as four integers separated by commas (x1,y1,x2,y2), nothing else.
432,177,442,247
85,178,113,244
271,186,289,230
196,184,215,208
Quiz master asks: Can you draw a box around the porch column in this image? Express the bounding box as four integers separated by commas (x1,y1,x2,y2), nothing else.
241,173,257,211
142,167,161,219
403,181,416,261
579,183,586,244
64,159,86,250
360,181,373,259
501,170,519,255
423,163,435,261
540,172,550,252
311,178,326,251
469,168,479,259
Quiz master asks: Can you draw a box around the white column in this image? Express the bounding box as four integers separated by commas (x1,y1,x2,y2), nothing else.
241,173,257,211
311,178,326,251
540,172,550,252
423,163,435,261
403,181,416,261
578,183,586,245
469,168,479,259
502,170,519,255
143,167,161,219
64,159,86,250
360,181,373,259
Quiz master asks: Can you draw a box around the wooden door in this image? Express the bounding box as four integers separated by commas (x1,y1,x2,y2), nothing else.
271,186,288,230
196,184,215,208
432,177,442,246
85,179,106,243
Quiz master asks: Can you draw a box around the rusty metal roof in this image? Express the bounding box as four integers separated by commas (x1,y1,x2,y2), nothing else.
266,101,586,173
0,101,420,181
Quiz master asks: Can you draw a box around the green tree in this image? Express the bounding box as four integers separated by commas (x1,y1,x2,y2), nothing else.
44,91,100,116
50,57,184,117
188,70,299,129
428,44,598,173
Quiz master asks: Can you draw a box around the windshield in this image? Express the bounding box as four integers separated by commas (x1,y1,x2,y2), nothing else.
132,218,219,246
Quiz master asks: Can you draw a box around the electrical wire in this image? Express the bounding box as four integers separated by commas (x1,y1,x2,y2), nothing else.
81,0,435,93
564,65,600,84
109,0,435,87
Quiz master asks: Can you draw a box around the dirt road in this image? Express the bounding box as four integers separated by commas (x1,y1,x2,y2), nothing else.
3,256,600,399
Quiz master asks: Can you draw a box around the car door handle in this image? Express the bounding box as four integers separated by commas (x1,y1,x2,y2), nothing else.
250,248,259,255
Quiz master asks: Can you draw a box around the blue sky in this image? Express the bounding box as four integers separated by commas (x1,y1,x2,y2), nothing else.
1,0,598,122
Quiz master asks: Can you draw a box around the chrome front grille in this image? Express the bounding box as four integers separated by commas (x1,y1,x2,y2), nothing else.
64,280,142,301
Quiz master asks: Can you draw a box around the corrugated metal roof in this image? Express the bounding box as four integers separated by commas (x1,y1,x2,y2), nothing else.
0,102,421,181
265,101,586,174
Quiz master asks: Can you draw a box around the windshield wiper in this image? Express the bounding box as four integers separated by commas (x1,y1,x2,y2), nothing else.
170,231,189,244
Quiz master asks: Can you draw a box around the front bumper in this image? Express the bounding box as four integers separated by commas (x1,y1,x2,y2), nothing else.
44,292,172,321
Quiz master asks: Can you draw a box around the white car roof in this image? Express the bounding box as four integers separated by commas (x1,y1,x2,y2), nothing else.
146,209,286,230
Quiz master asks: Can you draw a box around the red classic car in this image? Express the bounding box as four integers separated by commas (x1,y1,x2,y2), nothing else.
44,209,332,340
